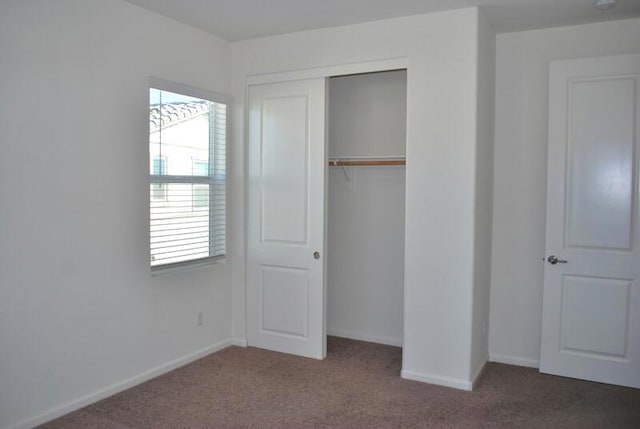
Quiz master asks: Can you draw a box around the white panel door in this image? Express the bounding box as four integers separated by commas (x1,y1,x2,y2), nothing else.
540,55,640,388
247,79,326,359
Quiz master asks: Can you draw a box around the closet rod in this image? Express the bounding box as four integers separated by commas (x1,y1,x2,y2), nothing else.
329,159,406,166
328,156,406,166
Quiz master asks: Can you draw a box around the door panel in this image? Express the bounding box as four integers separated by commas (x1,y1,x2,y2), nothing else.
560,275,631,359
261,95,309,244
261,265,309,337
566,78,635,250
540,54,640,388
247,79,326,359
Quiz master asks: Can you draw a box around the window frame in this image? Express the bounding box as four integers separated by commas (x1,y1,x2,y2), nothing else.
191,159,210,210
148,77,230,272
151,156,168,202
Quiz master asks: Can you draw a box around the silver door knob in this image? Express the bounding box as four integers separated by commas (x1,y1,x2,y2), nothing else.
313,251,320,260
547,255,567,265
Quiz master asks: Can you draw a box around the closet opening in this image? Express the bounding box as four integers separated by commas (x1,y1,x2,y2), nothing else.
326,69,407,361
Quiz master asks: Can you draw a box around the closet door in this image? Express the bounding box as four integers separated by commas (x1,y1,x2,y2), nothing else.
246,79,326,359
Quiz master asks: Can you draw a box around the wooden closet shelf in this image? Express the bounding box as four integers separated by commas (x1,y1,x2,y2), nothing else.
328,159,406,166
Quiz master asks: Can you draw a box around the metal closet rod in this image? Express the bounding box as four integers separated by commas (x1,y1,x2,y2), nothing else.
328,156,406,166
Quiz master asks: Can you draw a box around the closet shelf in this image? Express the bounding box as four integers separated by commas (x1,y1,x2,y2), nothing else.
328,156,406,166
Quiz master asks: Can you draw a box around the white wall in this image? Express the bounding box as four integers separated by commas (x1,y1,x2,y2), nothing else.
490,18,640,367
328,71,407,158
231,8,482,389
0,1,232,428
327,71,406,347
470,10,495,382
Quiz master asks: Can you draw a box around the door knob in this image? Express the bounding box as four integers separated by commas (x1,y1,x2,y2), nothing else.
313,251,320,260
547,255,567,265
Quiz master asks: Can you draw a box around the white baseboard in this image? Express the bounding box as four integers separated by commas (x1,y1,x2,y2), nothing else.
8,339,233,429
327,329,402,347
401,369,472,391
232,338,248,347
471,357,489,390
489,353,539,368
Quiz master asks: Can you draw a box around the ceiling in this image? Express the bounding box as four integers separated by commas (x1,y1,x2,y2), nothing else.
125,0,640,41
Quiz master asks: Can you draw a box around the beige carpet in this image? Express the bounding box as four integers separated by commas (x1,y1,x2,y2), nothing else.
40,337,640,428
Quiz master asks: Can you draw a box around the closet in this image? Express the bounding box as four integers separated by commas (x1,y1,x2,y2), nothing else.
246,67,407,359
327,70,407,348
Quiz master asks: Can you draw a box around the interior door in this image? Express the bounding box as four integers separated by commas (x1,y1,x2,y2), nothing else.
540,54,640,388
246,78,326,359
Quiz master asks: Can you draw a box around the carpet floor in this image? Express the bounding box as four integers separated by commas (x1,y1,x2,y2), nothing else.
40,337,640,428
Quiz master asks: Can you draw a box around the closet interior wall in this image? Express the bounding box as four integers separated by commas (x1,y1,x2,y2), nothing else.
327,70,407,347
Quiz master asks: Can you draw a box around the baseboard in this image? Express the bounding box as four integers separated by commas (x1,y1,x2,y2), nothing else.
8,339,233,429
401,369,472,391
327,329,402,347
489,353,539,368
232,338,248,347
471,357,489,390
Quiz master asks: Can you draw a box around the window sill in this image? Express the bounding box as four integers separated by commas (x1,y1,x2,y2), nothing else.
150,256,226,277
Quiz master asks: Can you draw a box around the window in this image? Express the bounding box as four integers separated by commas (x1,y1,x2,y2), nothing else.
149,81,227,268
